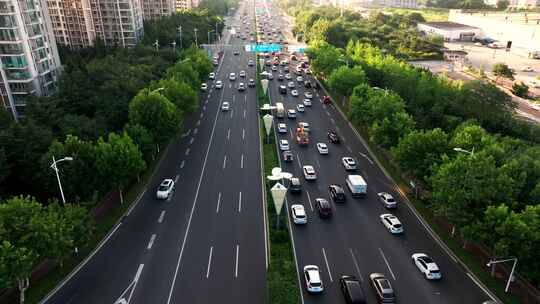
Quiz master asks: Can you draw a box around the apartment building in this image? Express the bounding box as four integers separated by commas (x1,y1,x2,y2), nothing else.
0,0,62,120
176,0,198,10
47,0,144,49
142,0,175,20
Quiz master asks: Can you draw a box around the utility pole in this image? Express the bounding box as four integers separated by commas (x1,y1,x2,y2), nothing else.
177,26,182,49
171,41,176,52
194,28,198,48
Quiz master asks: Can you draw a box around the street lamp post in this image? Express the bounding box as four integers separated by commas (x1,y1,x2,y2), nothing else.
171,41,176,53
487,258,518,293
50,156,73,205
194,28,198,48
177,26,182,49
153,40,159,52
453,147,475,155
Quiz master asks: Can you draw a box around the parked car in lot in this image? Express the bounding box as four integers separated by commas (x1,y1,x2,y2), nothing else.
156,179,175,199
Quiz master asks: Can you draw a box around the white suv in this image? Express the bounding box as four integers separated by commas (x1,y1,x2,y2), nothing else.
303,265,324,293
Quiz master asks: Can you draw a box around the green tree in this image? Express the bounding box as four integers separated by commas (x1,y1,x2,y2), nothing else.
0,148,8,186
327,65,367,97
167,59,201,88
450,122,496,153
497,0,509,9
492,63,515,82
305,41,343,77
128,88,182,144
512,81,529,98
0,241,38,304
124,123,155,162
392,128,449,179
430,154,514,230
157,78,199,114
96,132,146,203
370,111,415,148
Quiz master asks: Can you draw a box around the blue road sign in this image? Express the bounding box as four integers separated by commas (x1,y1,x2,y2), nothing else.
248,44,282,53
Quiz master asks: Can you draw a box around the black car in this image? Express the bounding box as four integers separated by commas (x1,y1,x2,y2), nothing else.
283,150,294,162
315,198,332,218
233,50,240,55
278,74,284,81
340,275,367,304
279,85,287,94
328,130,340,144
248,79,255,87
289,177,301,194
329,184,346,203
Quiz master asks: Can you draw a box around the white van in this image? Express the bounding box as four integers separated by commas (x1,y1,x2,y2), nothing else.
346,175,367,198
276,102,285,118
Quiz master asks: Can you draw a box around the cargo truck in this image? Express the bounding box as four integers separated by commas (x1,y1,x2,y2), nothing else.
346,175,367,197
276,102,285,118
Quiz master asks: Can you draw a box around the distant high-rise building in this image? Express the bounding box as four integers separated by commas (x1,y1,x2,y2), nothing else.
176,0,199,10
0,0,62,120
47,0,144,49
142,0,175,20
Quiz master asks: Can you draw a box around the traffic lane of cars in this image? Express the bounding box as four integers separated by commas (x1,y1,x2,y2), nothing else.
268,64,490,303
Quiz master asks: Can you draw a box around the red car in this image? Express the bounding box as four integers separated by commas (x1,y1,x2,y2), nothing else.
322,95,331,104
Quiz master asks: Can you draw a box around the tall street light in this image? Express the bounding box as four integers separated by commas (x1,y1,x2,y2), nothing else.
453,147,475,155
487,258,518,293
177,26,182,49
194,28,199,48
50,156,73,205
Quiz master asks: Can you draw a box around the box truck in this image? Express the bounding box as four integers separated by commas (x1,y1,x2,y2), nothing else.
346,175,367,197
276,102,285,118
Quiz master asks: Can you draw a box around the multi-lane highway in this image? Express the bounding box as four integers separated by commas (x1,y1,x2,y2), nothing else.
40,2,267,303
257,1,500,303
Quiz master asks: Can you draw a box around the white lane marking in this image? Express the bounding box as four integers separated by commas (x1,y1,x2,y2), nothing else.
379,248,396,280
229,83,232,88
296,153,302,170
158,210,166,223
147,234,157,250
326,110,330,116
125,263,145,303
330,117,335,124
227,128,231,140
196,119,201,126
244,95,247,103
185,148,190,156
205,99,208,105
223,155,227,169
242,128,245,141
235,244,240,278
306,190,314,212
174,174,179,183
206,246,213,278
203,105,207,111
127,188,146,216
241,154,244,169
200,112,204,119
180,160,185,169
181,129,191,138
289,128,293,139
216,192,222,213
322,248,333,283
244,109,246,118
238,192,242,212
316,159,321,169
166,76,225,304
349,248,364,282
209,88,213,94
230,109,234,118
467,273,497,302
189,137,194,145
193,128,198,135
359,152,374,165
346,145,352,153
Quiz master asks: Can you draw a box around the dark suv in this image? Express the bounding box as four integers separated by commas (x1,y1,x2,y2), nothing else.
340,275,367,304
279,85,287,94
289,177,302,194
369,273,395,303
329,184,346,203
315,198,332,218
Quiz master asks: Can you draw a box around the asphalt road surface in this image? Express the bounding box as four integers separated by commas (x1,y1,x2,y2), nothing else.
258,1,500,303
40,2,267,304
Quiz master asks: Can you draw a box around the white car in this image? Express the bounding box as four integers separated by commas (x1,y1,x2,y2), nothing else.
271,65,278,71
304,91,313,99
412,253,442,280
209,72,215,79
303,165,317,180
229,72,236,81
248,60,254,66
238,83,246,91
239,70,246,77
303,265,324,293
316,143,328,154
285,73,292,80
378,192,397,209
296,104,305,112
521,66,534,72
296,76,304,82
278,123,287,133
291,90,299,97
287,81,295,88
380,214,404,234
200,83,208,91
279,139,290,151
221,101,230,111
303,99,312,106
215,80,223,89
291,204,307,224
156,179,175,199
342,157,357,171
287,109,297,119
